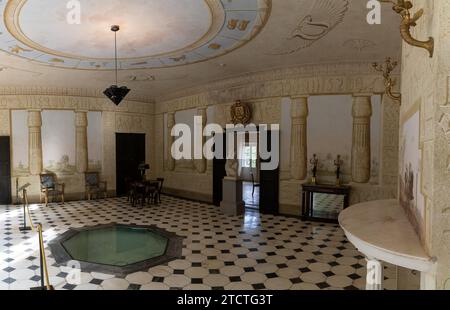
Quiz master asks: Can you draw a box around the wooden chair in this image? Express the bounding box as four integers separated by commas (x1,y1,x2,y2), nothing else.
131,182,147,207
154,178,164,204
40,173,65,206
85,172,107,200
251,172,260,197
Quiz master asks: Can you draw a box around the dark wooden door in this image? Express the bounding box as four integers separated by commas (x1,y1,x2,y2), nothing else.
0,137,12,204
259,130,280,215
116,133,146,196
212,132,226,206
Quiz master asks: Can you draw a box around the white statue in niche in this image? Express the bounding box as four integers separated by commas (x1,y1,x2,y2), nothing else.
225,159,239,180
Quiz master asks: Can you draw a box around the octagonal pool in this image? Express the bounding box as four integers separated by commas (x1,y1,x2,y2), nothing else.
49,223,183,276
62,225,168,266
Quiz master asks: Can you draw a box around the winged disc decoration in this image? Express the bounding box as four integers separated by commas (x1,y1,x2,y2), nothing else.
269,0,349,55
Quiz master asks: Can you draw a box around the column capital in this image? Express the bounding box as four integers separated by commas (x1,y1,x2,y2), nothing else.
75,111,88,127
27,110,42,127
291,97,309,118
352,96,372,118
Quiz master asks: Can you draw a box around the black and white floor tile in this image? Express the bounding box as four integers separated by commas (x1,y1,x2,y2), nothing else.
0,196,397,290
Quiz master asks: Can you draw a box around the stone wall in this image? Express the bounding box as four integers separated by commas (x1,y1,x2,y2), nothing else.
0,90,154,202
153,62,400,215
399,0,450,290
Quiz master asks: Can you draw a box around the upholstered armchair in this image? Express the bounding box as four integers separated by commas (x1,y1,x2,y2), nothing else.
85,172,107,200
40,173,65,206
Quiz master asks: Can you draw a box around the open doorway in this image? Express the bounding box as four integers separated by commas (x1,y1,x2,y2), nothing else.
239,138,260,210
212,128,279,215
115,133,146,196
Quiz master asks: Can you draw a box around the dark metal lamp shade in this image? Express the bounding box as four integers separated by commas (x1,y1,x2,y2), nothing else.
103,85,130,106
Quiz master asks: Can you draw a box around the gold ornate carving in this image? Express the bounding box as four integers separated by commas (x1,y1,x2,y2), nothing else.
379,0,434,57
230,100,251,125
373,57,401,103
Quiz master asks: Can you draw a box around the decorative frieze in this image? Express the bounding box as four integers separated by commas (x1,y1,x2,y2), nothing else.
0,95,154,115
115,113,147,133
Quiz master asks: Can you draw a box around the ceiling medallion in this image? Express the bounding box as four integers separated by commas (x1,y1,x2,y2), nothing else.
104,25,130,106
0,0,271,70
231,100,252,125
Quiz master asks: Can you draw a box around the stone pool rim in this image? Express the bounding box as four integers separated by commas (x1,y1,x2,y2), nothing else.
49,223,184,277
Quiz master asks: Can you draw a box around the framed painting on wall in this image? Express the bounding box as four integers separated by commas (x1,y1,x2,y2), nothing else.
399,108,425,240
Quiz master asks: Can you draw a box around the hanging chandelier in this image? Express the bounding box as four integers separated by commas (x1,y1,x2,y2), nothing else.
103,25,130,106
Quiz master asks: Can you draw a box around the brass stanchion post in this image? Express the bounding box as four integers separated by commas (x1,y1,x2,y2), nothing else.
31,223,54,290
19,188,31,232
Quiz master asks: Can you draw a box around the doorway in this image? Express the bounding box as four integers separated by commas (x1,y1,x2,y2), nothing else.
238,134,260,210
212,129,279,214
115,133,146,196
0,136,12,204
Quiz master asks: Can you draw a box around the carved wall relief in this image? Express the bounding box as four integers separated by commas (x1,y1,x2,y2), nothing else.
269,0,349,55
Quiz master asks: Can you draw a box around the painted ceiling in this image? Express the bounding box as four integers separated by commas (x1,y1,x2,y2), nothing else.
1,0,270,69
0,0,402,100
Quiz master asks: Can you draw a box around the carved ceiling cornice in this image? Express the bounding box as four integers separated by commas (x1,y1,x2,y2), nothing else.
0,86,155,104
155,61,401,113
157,62,401,102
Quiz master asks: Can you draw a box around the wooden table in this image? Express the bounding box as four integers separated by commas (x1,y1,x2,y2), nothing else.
129,179,160,207
301,183,350,223
339,200,436,290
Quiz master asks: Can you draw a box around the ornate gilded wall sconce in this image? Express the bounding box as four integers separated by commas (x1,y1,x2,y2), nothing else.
372,57,401,103
379,0,434,57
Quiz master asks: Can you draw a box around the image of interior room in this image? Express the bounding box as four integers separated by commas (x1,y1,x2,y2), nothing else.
0,0,448,294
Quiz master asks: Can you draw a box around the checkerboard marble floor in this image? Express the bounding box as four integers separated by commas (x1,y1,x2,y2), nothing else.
0,196,397,290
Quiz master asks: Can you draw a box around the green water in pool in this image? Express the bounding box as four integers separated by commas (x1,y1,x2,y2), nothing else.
62,226,168,266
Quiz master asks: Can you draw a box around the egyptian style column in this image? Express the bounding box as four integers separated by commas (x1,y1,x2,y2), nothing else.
195,107,207,173
290,96,309,180
351,94,372,183
28,110,43,175
166,112,176,171
75,111,88,173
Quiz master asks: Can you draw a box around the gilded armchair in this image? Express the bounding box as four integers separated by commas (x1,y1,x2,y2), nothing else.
85,172,107,200
40,173,65,206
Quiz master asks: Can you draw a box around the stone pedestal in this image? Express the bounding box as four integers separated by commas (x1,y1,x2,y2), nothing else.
220,178,245,216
